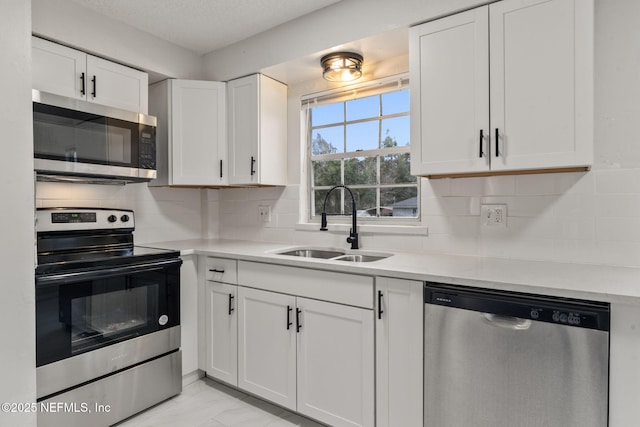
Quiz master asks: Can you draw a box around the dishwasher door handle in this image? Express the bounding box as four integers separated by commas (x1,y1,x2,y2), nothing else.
482,313,531,330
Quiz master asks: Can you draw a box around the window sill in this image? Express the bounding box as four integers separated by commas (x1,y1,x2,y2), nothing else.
295,222,428,236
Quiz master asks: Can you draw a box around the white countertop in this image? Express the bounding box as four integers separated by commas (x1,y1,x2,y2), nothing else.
142,238,640,305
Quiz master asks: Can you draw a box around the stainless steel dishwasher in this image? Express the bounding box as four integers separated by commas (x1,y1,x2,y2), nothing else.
424,283,610,427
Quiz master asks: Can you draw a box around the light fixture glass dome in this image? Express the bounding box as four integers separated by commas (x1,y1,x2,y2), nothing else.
320,52,363,82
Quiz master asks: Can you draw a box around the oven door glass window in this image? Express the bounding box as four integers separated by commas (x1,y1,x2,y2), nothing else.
36,264,180,367
69,279,158,354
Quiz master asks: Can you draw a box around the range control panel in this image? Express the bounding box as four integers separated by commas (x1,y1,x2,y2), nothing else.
37,208,134,232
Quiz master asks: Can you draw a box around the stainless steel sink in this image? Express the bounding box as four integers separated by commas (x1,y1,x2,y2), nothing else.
331,254,389,263
277,249,346,259
275,247,391,262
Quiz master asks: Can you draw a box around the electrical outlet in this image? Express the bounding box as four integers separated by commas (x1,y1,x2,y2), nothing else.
258,205,271,222
481,204,507,228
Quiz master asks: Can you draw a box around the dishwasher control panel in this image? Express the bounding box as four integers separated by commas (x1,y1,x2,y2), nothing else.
425,283,610,332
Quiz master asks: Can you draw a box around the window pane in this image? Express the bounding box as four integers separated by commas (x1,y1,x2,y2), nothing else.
381,116,410,148
344,156,377,186
312,160,341,187
311,126,344,155
346,95,379,121
382,89,409,115
346,121,378,152
381,187,418,217
314,188,343,216
381,153,416,185
311,103,343,126
351,188,377,217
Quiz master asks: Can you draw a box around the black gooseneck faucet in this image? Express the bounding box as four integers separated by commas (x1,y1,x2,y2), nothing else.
320,185,359,250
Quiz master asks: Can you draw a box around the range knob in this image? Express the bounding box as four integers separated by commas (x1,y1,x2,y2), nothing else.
107,215,118,223
121,214,130,223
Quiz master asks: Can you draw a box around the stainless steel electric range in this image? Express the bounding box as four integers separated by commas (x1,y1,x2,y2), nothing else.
35,208,182,427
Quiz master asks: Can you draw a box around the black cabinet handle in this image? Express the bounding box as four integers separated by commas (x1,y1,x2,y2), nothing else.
80,72,86,95
91,75,97,97
250,156,256,176
378,290,384,320
495,128,500,157
220,159,223,179
286,305,293,330
296,308,302,333
479,129,484,158
228,294,234,315
209,268,225,274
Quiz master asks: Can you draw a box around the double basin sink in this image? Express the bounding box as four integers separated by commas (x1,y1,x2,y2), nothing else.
275,248,391,263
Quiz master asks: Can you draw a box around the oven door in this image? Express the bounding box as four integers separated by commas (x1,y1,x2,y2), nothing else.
36,258,181,368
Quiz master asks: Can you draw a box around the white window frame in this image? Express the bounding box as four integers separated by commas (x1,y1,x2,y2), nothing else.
301,74,422,228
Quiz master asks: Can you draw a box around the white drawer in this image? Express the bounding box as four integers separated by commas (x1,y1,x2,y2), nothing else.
205,257,237,284
237,261,374,309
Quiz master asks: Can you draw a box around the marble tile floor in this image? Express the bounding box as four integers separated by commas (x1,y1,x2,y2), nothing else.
114,377,328,427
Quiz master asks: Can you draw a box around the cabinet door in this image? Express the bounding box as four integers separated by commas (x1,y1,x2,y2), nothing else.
375,278,424,427
489,0,593,171
170,80,227,186
296,297,374,427
87,55,148,113
409,7,490,176
237,287,296,410
205,281,238,385
227,75,259,185
181,255,199,377
32,37,87,100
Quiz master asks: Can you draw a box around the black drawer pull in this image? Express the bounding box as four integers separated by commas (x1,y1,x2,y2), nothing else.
228,294,235,315
378,290,384,320
296,308,302,333
287,305,293,330
91,75,97,97
209,268,225,274
80,72,86,95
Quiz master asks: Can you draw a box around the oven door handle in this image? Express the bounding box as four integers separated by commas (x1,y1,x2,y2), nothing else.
36,258,183,286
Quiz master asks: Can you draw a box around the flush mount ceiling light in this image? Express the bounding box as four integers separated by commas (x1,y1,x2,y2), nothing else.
320,52,363,82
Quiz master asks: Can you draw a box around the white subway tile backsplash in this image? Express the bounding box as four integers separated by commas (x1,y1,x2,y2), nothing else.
596,169,640,194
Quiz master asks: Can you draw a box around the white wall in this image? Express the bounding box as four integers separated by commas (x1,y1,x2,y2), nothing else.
0,1,37,425
36,183,204,244
31,0,204,81
212,0,640,268
203,0,486,81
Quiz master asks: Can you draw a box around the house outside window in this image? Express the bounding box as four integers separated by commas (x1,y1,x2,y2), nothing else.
304,76,418,223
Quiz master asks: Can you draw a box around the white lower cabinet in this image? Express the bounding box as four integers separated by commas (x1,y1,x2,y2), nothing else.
204,281,238,386
296,297,374,427
180,255,199,377
237,287,297,408
376,277,424,427
237,286,374,427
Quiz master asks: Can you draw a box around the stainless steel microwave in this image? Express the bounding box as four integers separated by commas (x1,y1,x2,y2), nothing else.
33,90,157,182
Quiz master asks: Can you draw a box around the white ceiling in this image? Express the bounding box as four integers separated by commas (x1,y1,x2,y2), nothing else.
69,0,343,55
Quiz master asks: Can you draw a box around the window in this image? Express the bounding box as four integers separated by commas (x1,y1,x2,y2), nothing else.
306,78,418,222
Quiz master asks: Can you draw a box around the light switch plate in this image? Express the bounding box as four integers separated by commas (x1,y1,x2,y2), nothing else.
481,204,507,228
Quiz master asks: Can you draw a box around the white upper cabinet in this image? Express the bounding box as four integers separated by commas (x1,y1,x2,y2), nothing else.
227,74,287,186
410,0,593,177
149,79,227,186
32,37,149,113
